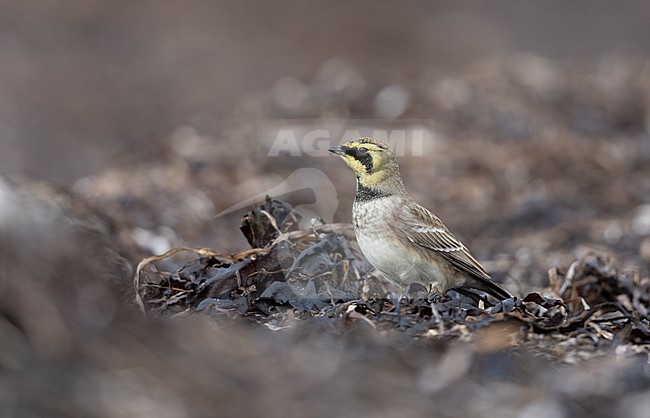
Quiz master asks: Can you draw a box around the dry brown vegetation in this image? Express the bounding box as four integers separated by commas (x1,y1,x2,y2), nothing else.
1,3,650,416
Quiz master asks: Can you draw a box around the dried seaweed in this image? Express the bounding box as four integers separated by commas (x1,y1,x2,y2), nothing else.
135,198,650,356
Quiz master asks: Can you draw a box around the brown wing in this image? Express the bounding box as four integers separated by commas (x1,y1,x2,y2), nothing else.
397,203,511,300
399,204,490,279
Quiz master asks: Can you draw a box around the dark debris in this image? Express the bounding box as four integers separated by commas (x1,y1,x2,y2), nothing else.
137,198,650,357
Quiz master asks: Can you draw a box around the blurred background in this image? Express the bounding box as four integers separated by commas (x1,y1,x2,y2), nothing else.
2,0,650,179
2,0,649,279
1,2,650,415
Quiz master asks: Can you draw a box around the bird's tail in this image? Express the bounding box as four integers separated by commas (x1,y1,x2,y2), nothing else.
463,276,513,301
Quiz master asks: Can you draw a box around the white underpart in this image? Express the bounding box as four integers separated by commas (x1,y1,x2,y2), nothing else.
353,199,452,290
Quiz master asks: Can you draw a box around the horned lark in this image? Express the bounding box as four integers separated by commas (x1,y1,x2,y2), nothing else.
329,137,512,302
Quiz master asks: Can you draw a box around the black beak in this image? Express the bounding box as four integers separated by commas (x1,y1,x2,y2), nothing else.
328,145,344,155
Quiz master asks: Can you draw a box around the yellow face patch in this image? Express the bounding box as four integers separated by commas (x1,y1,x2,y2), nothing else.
329,138,394,186
342,138,387,153
339,153,368,175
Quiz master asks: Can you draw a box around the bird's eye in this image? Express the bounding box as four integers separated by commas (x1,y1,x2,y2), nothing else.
358,147,368,155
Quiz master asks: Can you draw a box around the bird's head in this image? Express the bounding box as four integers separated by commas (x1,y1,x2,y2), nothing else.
328,137,402,188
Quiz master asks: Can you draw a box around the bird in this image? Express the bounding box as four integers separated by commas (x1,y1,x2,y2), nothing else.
328,137,512,303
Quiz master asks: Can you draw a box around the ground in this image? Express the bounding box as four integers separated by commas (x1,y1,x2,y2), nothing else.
1,4,650,416
2,56,649,417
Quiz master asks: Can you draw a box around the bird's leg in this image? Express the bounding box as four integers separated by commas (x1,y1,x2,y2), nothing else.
390,294,400,316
